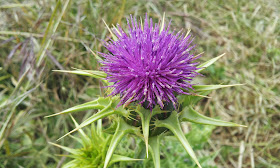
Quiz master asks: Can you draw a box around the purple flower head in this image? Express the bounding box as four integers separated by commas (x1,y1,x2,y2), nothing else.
100,14,200,109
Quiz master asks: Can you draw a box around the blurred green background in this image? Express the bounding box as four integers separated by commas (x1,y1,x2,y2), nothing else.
0,0,279,167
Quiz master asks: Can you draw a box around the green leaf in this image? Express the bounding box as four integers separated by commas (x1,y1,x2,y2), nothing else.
57,102,131,141
45,101,102,118
148,136,161,168
48,142,80,155
180,106,247,127
69,115,91,144
79,69,107,78
196,53,225,73
45,97,115,118
53,69,107,79
104,121,123,168
155,111,202,168
193,84,243,91
178,90,211,106
104,119,141,168
57,105,115,141
109,154,142,166
62,160,78,168
70,115,86,137
135,107,153,158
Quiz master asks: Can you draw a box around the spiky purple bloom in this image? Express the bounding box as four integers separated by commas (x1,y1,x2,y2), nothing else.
100,15,200,109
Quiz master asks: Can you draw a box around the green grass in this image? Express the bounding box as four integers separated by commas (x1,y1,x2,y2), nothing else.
0,0,279,167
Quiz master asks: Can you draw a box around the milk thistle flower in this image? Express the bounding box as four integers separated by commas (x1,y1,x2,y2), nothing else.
48,14,245,168
100,14,199,109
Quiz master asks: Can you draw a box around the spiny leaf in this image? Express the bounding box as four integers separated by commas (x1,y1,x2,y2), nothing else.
155,111,202,168
180,106,247,127
52,69,107,78
45,97,116,118
77,107,113,132
104,124,124,168
62,160,79,168
57,99,130,141
45,101,102,118
193,84,243,91
178,90,212,106
134,105,164,158
148,136,161,168
97,119,103,137
70,115,86,137
104,119,141,168
196,53,225,73
97,97,113,106
70,115,91,144
68,135,84,145
76,69,107,78
48,142,80,155
57,106,115,141
135,107,153,158
109,154,143,166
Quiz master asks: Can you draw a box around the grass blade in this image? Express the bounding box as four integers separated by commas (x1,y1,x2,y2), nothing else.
36,0,70,66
